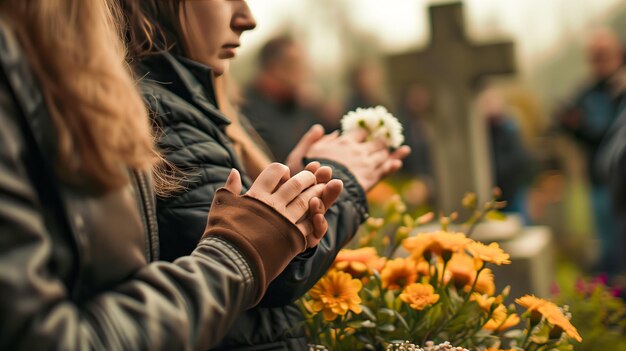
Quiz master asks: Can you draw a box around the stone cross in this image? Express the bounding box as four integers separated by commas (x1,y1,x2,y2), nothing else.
387,2,516,212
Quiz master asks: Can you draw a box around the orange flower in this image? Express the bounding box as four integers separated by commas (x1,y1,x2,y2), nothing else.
366,181,396,204
515,294,548,312
381,257,418,291
447,253,476,287
309,271,363,321
334,248,386,278
468,242,511,265
400,283,440,310
483,305,520,332
403,233,435,259
515,295,582,342
430,231,472,255
403,231,471,259
472,268,496,295
539,303,582,342
471,293,497,312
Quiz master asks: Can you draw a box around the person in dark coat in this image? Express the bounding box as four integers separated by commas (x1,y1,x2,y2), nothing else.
557,28,626,274
242,36,320,162
0,1,338,349
120,1,410,349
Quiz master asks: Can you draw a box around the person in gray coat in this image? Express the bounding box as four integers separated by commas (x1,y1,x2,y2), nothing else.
0,1,340,349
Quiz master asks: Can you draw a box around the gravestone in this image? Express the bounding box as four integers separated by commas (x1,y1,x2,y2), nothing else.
473,216,555,298
387,2,516,213
388,2,555,299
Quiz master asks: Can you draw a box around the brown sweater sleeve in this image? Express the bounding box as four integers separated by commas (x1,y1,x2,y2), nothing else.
202,188,306,305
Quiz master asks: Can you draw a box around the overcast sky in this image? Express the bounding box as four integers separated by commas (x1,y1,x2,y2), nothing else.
240,0,624,76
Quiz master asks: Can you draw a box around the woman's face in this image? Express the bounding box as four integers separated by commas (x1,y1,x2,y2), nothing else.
179,0,256,75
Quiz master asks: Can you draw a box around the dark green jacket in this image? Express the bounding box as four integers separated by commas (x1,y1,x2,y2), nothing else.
137,52,368,350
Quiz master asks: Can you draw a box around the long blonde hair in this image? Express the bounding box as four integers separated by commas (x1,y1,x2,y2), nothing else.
1,0,157,191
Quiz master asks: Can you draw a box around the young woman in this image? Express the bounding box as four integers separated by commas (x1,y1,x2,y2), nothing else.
121,1,410,349
0,0,340,349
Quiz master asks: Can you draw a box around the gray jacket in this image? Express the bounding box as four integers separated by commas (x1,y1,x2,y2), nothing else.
0,20,303,350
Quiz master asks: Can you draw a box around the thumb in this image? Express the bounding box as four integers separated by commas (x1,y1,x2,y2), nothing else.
287,125,325,166
224,168,243,194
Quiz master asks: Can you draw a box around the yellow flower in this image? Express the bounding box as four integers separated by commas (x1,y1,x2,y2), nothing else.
309,271,363,321
334,248,386,278
515,295,582,342
483,305,520,332
416,260,430,276
430,231,472,255
400,283,440,310
515,294,548,312
366,181,397,205
539,303,582,342
403,233,435,259
468,242,511,265
381,257,418,291
486,348,516,351
447,253,477,287
403,231,471,259
471,293,496,312
471,268,496,295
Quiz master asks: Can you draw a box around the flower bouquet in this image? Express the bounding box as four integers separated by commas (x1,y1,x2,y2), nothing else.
299,191,581,350
298,107,581,350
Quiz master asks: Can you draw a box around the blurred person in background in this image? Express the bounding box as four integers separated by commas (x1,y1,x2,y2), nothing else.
242,36,320,162
557,28,626,275
121,0,410,350
479,87,533,215
0,0,338,349
345,59,391,112
396,83,437,207
598,106,626,285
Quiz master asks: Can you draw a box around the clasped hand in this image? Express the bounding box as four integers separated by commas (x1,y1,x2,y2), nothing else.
286,124,411,192
223,162,343,248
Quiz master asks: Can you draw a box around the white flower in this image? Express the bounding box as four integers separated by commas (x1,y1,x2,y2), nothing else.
340,105,405,148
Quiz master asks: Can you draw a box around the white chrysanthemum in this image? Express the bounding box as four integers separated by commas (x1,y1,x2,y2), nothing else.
340,105,404,148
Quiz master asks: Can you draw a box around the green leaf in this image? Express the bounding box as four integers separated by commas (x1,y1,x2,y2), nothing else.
393,310,411,332
378,324,396,333
503,329,525,339
379,308,396,319
531,330,550,345
385,290,396,308
361,320,377,328
347,320,364,329
360,305,377,321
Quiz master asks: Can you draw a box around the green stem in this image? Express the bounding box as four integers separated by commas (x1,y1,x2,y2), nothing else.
455,312,491,346
521,318,533,350
463,265,485,304
428,265,486,345
440,260,449,289
466,205,493,238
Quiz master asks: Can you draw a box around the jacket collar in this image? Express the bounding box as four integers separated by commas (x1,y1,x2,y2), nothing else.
137,52,231,126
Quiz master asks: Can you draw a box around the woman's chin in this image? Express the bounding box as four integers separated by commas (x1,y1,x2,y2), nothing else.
211,61,228,76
